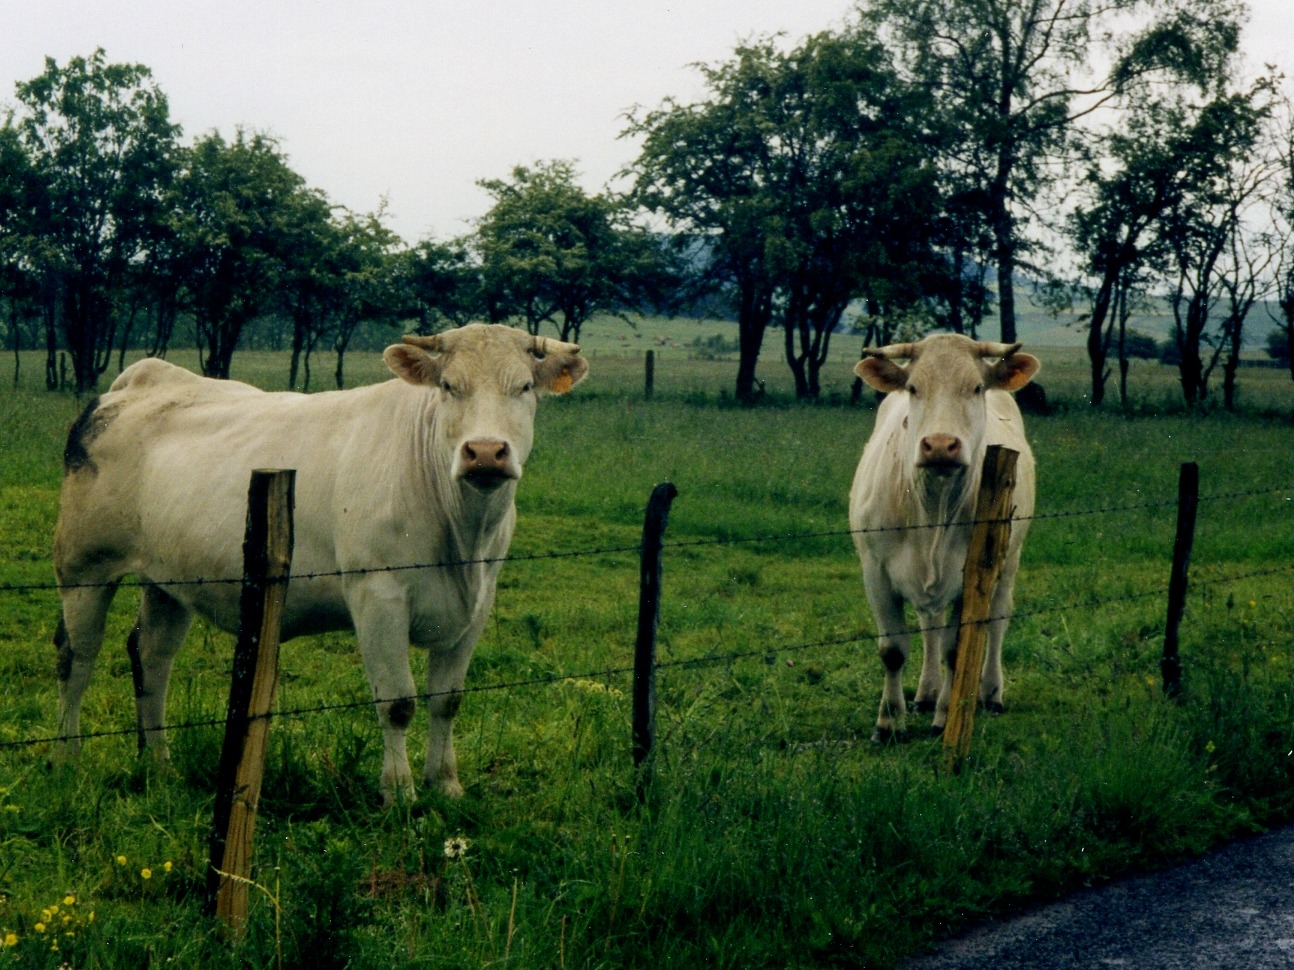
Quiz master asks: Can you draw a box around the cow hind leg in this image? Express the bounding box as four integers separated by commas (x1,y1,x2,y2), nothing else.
55,582,118,761
130,584,193,761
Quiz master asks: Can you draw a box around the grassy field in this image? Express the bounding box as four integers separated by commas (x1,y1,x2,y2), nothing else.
0,322,1292,968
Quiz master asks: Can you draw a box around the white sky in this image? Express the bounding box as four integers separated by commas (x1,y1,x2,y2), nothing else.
3,0,1292,245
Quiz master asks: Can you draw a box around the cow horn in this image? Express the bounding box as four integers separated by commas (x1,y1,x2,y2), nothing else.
976,341,1022,358
865,342,920,361
529,335,581,357
402,333,444,352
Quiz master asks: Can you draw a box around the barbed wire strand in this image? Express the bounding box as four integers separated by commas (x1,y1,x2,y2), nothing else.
2,484,1288,596
4,558,1289,755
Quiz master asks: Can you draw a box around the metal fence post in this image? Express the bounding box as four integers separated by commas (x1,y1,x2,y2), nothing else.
645,349,656,400
206,469,295,932
1162,462,1199,699
634,481,677,801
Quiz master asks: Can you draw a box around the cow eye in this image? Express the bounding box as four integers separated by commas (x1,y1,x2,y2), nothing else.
440,379,455,395
974,383,985,395
522,381,534,394
907,384,918,397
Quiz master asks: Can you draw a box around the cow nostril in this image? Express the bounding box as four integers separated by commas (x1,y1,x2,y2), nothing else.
463,443,477,461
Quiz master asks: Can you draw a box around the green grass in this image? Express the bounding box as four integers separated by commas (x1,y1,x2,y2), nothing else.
0,326,1292,968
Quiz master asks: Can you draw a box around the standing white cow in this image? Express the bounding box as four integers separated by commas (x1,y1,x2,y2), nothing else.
53,323,587,803
849,334,1039,741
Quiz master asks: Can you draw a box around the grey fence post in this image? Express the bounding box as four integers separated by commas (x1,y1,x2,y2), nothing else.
1162,462,1199,698
634,481,677,800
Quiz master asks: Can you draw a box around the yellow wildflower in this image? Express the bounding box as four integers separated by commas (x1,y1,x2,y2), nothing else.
163,861,173,874
140,868,152,880
115,855,127,867
2,932,17,948
34,922,46,934
62,895,75,907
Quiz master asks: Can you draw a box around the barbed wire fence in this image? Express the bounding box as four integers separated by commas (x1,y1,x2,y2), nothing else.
0,477,1288,756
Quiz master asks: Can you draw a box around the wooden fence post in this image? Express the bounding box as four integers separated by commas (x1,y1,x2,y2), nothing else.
634,481,677,801
645,349,656,400
1162,462,1199,699
943,445,1018,769
206,469,295,932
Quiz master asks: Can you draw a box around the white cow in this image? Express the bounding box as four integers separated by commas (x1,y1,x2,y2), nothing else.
849,334,1039,741
53,323,587,803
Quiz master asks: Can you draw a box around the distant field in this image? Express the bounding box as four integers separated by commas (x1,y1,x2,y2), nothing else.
0,321,1291,969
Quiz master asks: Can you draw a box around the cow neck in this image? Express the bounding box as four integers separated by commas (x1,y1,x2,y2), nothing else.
414,392,516,568
904,446,980,536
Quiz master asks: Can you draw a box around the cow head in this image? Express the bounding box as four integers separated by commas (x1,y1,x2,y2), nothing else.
855,334,1038,476
383,324,588,491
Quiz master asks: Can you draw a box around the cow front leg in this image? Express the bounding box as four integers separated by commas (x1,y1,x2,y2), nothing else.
130,584,194,762
930,599,964,733
981,561,1019,714
349,581,418,806
913,604,949,714
864,559,910,742
423,641,475,798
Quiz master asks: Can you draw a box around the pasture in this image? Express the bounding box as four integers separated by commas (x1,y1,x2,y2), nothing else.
1,323,1292,969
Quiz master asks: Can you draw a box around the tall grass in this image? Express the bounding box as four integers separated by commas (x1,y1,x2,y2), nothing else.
0,331,1291,968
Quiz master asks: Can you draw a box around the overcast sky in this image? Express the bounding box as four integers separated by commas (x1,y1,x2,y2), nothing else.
4,0,1292,244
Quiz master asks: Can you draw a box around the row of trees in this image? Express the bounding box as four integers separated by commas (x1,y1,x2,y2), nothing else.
5,1,1294,408
0,52,674,393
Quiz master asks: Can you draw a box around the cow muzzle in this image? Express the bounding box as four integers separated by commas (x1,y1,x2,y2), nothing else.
459,439,518,490
917,434,966,474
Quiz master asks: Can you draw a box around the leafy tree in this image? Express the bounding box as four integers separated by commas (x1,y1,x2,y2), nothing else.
1156,82,1274,408
474,160,668,342
172,129,308,379
1267,97,1294,385
397,237,481,333
625,49,782,404
863,0,1244,346
628,33,944,401
331,207,404,388
10,49,178,392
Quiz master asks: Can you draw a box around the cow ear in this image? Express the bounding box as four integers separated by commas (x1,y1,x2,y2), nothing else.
987,353,1040,392
532,352,589,395
384,344,444,386
855,357,908,393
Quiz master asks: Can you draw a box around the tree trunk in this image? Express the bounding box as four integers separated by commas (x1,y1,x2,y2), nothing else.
734,280,770,405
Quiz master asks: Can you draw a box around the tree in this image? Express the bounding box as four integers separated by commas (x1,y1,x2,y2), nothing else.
474,160,669,342
331,207,404,388
10,49,178,392
172,129,308,379
1156,83,1274,408
864,0,1245,346
1267,97,1294,386
625,47,782,404
398,238,481,333
627,33,944,401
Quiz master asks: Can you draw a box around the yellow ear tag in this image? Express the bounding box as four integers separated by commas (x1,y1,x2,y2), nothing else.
551,368,574,394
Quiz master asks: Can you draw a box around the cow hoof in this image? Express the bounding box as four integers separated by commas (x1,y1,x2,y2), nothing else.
930,724,945,737
986,701,1005,715
871,726,907,745
915,698,937,714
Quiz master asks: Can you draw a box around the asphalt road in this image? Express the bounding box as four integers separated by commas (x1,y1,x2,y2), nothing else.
903,824,1294,969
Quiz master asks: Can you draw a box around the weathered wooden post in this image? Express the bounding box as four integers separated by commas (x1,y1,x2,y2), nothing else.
206,469,295,932
645,349,656,400
1162,462,1199,699
943,445,1018,769
633,481,677,801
